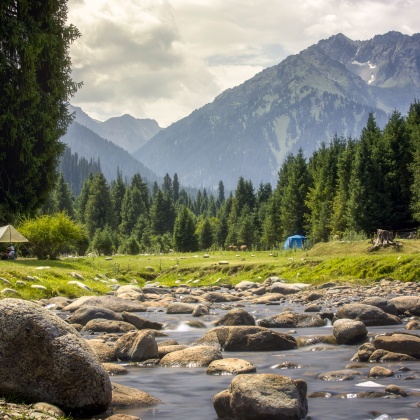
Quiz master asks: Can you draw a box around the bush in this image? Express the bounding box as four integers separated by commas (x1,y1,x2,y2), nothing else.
121,236,140,255
91,227,114,256
19,212,87,260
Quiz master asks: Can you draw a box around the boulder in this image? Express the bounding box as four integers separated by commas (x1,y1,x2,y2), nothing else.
0,299,111,415
385,385,408,397
63,296,147,313
192,305,210,317
67,306,123,326
270,283,309,295
406,320,420,330
214,309,255,326
102,363,129,376
107,415,140,420
202,292,241,303
166,303,197,314
87,339,116,363
213,374,308,420
332,319,368,345
114,331,159,362
121,312,164,330
335,304,402,326
304,304,321,312
157,339,179,347
234,281,258,291
258,312,324,328
82,319,136,334
361,297,398,316
193,326,297,352
114,285,145,302
368,366,394,378
252,286,267,295
206,358,256,375
159,345,223,367
158,345,188,358
390,296,420,315
351,343,376,362
372,332,420,358
181,295,209,304
142,286,171,295
111,383,161,408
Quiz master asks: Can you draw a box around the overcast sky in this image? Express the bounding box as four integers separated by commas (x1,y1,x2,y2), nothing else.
68,0,420,127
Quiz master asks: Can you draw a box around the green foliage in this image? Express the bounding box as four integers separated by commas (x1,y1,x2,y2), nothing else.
19,212,86,259
0,0,81,217
173,206,198,252
54,172,76,219
91,227,114,256
121,236,140,255
197,218,215,250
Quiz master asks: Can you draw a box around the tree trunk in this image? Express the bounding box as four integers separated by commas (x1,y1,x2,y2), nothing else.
368,229,402,252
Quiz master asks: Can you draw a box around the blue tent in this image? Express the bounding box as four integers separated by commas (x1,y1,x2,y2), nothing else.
283,235,307,250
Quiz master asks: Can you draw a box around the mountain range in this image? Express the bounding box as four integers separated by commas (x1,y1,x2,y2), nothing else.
132,31,420,190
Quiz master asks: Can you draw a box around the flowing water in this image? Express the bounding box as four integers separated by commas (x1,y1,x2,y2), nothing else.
64,295,420,420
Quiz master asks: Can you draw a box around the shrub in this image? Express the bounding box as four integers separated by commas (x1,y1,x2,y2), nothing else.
91,227,114,256
121,236,140,255
19,212,87,260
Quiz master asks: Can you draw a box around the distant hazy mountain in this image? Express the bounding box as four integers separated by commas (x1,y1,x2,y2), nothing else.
61,121,162,185
68,105,162,153
134,31,420,190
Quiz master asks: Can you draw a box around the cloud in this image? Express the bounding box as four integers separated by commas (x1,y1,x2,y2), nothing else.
67,0,420,126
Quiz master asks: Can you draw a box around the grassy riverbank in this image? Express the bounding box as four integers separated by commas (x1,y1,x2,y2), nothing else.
1,239,420,301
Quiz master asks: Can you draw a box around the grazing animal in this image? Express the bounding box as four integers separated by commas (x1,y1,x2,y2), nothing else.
228,245,238,251
240,245,247,251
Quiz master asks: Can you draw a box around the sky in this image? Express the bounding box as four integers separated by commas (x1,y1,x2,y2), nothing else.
68,0,420,127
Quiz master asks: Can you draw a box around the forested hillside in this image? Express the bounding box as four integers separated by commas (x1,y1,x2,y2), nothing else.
135,31,420,190
45,102,420,255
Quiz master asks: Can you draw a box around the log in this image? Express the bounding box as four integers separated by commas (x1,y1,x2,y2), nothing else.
368,229,402,252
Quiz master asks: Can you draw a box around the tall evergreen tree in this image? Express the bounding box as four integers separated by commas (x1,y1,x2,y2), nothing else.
78,172,94,224
54,172,75,219
199,218,214,250
111,169,126,226
215,211,229,247
238,205,255,247
408,101,420,222
217,180,225,205
162,173,173,198
173,173,180,203
225,199,239,247
119,187,146,236
173,206,198,252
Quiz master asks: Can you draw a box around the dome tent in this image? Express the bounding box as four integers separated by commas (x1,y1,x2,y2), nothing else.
283,235,307,250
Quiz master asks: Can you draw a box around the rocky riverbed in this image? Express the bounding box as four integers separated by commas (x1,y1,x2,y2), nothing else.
2,277,420,420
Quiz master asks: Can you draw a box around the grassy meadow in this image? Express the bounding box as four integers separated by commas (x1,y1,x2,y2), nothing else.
1,239,420,301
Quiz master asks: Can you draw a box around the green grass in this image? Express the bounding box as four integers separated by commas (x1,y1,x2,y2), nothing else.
1,239,420,301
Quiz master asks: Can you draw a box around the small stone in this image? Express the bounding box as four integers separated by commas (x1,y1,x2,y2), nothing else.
385,384,408,397
368,366,394,378
31,285,47,290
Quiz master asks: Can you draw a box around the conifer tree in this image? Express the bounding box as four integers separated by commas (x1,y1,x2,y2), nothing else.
119,187,146,236
162,173,173,198
217,181,225,205
238,205,255,247
152,181,159,198
78,172,94,224
199,218,214,250
54,172,76,219
215,211,229,248
173,206,198,252
111,169,126,226
408,101,420,222
173,173,180,203
131,173,150,212
225,199,239,247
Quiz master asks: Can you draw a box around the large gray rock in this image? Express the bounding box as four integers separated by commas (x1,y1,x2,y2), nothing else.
257,312,324,328
192,305,210,317
159,346,223,367
193,326,297,352
121,312,164,330
332,319,368,344
213,374,308,420
390,296,420,315
82,319,136,333
67,306,123,326
111,383,161,408
87,339,116,363
142,286,171,295
234,281,258,291
114,331,159,362
201,292,241,303
360,297,398,316
0,299,111,415
63,296,147,313
270,283,309,295
114,285,145,302
372,332,420,358
335,304,401,326
206,358,256,375
214,309,255,326
166,302,197,314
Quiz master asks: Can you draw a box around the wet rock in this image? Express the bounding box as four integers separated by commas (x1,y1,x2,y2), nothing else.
32,403,65,418
102,363,129,376
345,363,368,369
406,320,420,330
175,287,191,294
390,296,420,315
307,392,332,398
369,349,416,362
274,361,301,369
82,319,136,334
114,331,158,362
107,415,141,420
201,292,240,303
206,358,256,375
0,299,111,415
166,302,197,314
305,292,323,301
318,370,360,381
63,296,147,313
296,335,337,347
185,320,206,328
160,345,223,367
334,391,385,398
252,286,267,295
193,326,297,352
181,295,209,304
114,285,145,302
258,312,324,328
87,339,116,363
111,383,161,408
121,312,163,330
304,304,321,312
142,286,171,295
158,345,188,358
368,366,394,377
71,323,83,332
157,339,179,347
192,305,210,317
214,308,255,326
332,319,368,345
270,283,309,295
385,384,408,397
67,306,123,326
335,303,401,326
351,343,376,362
234,281,258,290
213,374,308,420
372,332,420,358
360,297,398,316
